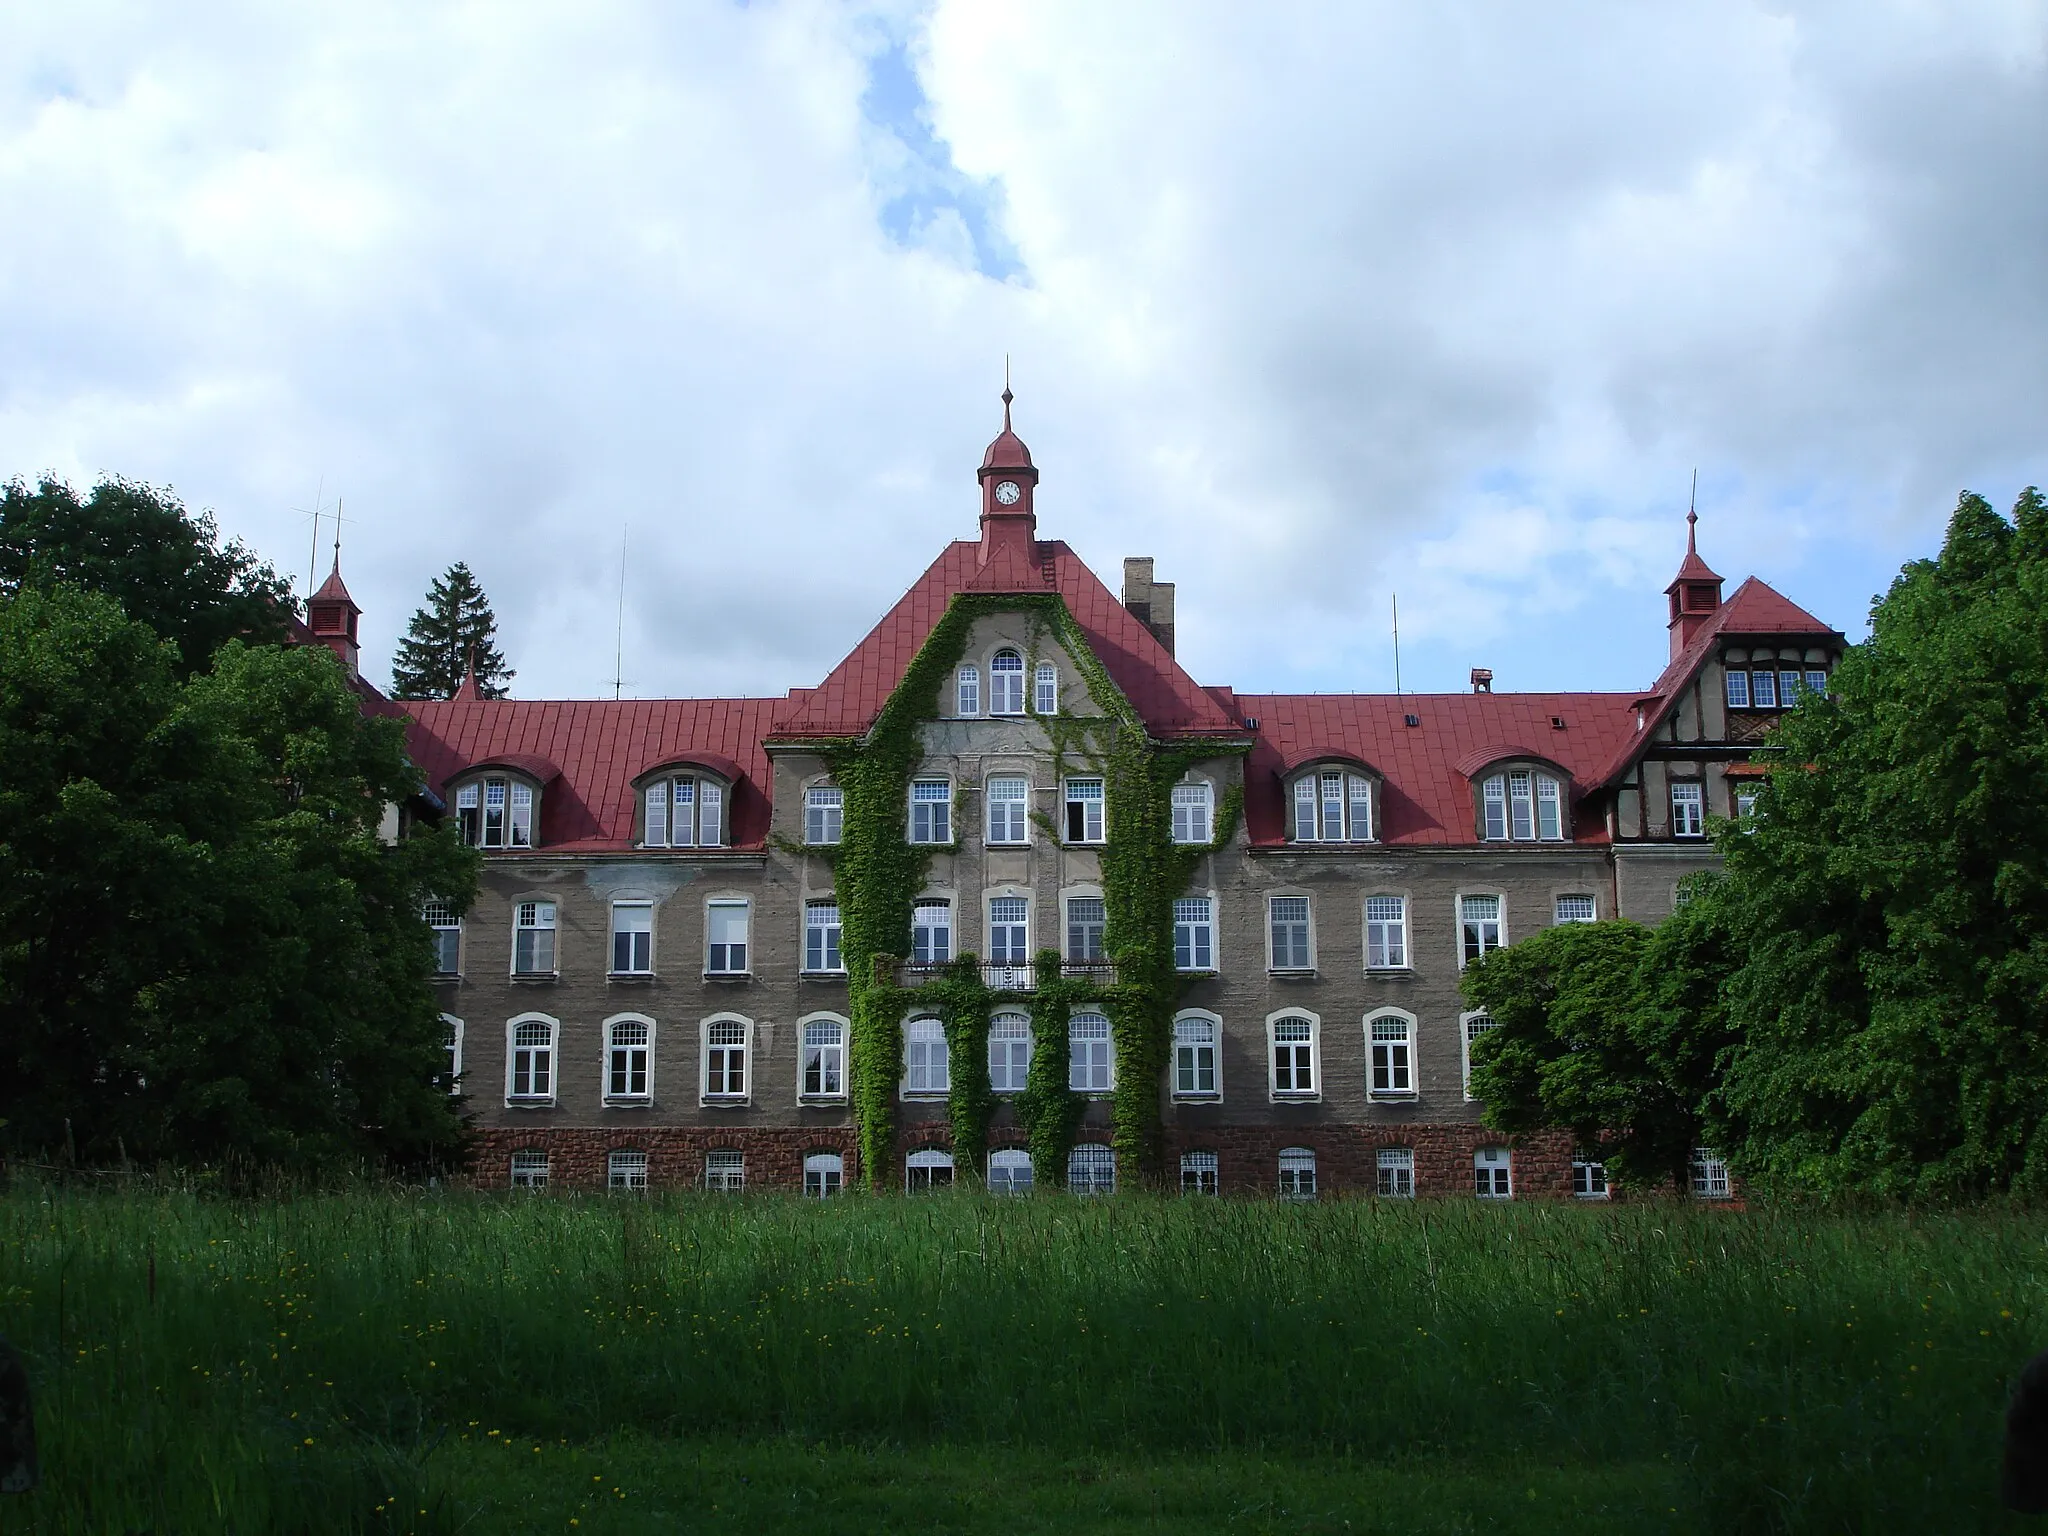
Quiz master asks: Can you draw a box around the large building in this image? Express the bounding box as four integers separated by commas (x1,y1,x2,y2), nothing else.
315,399,1843,1198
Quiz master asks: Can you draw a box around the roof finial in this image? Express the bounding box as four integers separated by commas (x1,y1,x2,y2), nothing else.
1002,354,1013,428
1686,469,1698,554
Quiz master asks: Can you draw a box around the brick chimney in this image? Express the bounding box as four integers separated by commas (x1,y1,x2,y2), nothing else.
1122,557,1176,656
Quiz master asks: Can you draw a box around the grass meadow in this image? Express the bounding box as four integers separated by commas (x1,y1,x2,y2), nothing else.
0,1183,2040,1534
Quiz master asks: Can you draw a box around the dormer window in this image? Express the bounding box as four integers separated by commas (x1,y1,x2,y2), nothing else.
1290,768,1373,843
1479,769,1566,841
989,649,1025,715
455,775,534,848
642,772,726,848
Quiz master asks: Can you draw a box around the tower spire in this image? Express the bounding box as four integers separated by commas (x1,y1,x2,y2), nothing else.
1686,468,1698,556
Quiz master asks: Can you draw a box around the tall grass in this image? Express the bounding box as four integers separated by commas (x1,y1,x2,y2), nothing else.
0,1183,2038,1532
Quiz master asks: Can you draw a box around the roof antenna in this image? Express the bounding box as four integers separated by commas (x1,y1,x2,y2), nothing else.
612,522,629,701
1392,592,1402,695
332,495,343,570
293,474,327,602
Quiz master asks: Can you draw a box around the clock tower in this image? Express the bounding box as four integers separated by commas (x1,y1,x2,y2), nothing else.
977,384,1039,566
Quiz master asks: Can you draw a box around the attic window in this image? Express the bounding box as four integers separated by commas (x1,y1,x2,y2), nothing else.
1479,769,1566,842
1551,716,1567,730
643,772,726,848
1291,768,1374,843
1404,713,1420,728
456,775,534,849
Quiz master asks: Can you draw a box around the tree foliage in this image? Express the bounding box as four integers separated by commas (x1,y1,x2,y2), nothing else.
390,562,514,700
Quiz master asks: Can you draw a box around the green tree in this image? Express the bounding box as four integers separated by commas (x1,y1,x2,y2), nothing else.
1711,488,2048,1198
390,562,514,699
0,475,292,676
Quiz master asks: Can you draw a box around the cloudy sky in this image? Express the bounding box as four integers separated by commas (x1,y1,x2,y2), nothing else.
2,1,2042,701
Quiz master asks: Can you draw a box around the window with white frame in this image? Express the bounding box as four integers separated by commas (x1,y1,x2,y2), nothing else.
1475,1146,1512,1199
905,1148,954,1191
1735,786,1759,825
805,785,843,845
1673,880,1696,908
987,896,1031,978
957,664,981,716
1751,668,1777,708
1461,1011,1498,1100
1270,1015,1317,1098
988,1012,1032,1094
903,1017,949,1097
509,1149,549,1189
1278,1147,1317,1200
1063,778,1105,843
1171,781,1213,844
441,1015,463,1094
1291,768,1373,842
1173,897,1215,972
1670,780,1705,838
1725,669,1750,709
804,902,843,974
1572,1153,1609,1199
456,774,535,849
1459,894,1503,967
801,1017,846,1098
1554,894,1597,924
1691,1148,1731,1199
1068,1143,1115,1195
1779,667,1804,704
1180,1150,1219,1195
912,899,953,965
986,774,1029,844
1069,1011,1113,1093
610,901,654,975
642,773,724,848
1034,661,1059,715
987,1147,1033,1195
1377,1147,1414,1198
425,900,461,975
1804,668,1828,697
507,1017,555,1102
1365,894,1408,969
1269,895,1311,970
1478,769,1566,841
1173,1015,1219,1097
608,1149,648,1192
989,650,1025,714
706,900,750,975
703,1018,748,1101
1066,896,1106,963
605,1018,651,1101
909,778,952,844
1369,1012,1413,1097
705,1150,745,1193
513,901,557,976
803,1152,843,1197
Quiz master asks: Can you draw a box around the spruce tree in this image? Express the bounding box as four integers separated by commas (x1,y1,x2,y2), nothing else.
390,562,514,699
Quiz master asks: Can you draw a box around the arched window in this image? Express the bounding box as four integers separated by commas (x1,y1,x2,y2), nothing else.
957,664,981,716
801,1016,846,1100
1478,768,1566,841
1461,1011,1499,1101
1366,1010,1414,1099
903,1018,949,1098
604,1016,652,1102
456,773,537,849
1268,1014,1318,1099
1068,1143,1116,1196
1034,661,1059,715
506,1016,557,1103
988,1013,1032,1094
1172,1014,1219,1099
989,649,1025,714
1290,768,1373,843
440,1014,463,1094
1068,1011,1113,1093
641,771,726,848
702,1016,750,1103
905,1148,954,1192
804,1152,844,1197
988,1147,1033,1195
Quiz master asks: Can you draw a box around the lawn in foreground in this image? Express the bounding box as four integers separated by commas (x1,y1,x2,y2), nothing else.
0,1184,2037,1532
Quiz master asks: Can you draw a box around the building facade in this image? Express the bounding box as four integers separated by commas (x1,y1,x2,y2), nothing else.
319,402,1842,1199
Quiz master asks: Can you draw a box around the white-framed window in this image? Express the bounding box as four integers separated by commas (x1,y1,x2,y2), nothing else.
610,901,654,975
1173,896,1215,972
513,901,557,976
1173,1013,1220,1098
702,1016,749,1102
1554,894,1597,924
801,1015,846,1099
456,774,535,849
804,785,843,845
1725,669,1750,709
1063,777,1105,843
608,1149,648,1192
706,899,750,975
1779,667,1803,704
1269,1013,1317,1099
1180,1150,1219,1195
988,1147,1033,1195
1671,780,1705,838
440,1014,463,1094
1673,880,1696,908
1068,1143,1115,1196
604,1016,652,1102
1691,1148,1731,1199
506,1015,557,1103
804,902,843,974
1365,894,1408,969
1068,1011,1113,1093
909,778,952,844
1368,1010,1413,1097
1034,661,1059,715
1479,769,1566,841
1291,769,1373,842
905,1147,954,1192
903,1017,949,1098
705,1150,745,1193
1572,1153,1609,1199
1804,668,1828,696
912,899,953,965
1475,1146,1512,1199
1735,786,1759,825
989,649,1025,714
1066,896,1106,962
642,774,724,848
1461,1010,1498,1101
1171,781,1213,844
1377,1147,1414,1199
988,1012,1032,1094
425,900,462,976
1278,1147,1317,1200
986,774,1029,844
988,896,1032,975
1751,669,1778,708
803,1152,843,1197
1269,895,1312,971
1458,894,1504,967
509,1149,549,1189
956,664,980,716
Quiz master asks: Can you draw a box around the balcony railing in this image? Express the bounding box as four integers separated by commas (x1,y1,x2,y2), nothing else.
877,959,1120,991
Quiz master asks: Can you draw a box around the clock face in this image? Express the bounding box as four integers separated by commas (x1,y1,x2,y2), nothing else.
994,480,1022,506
